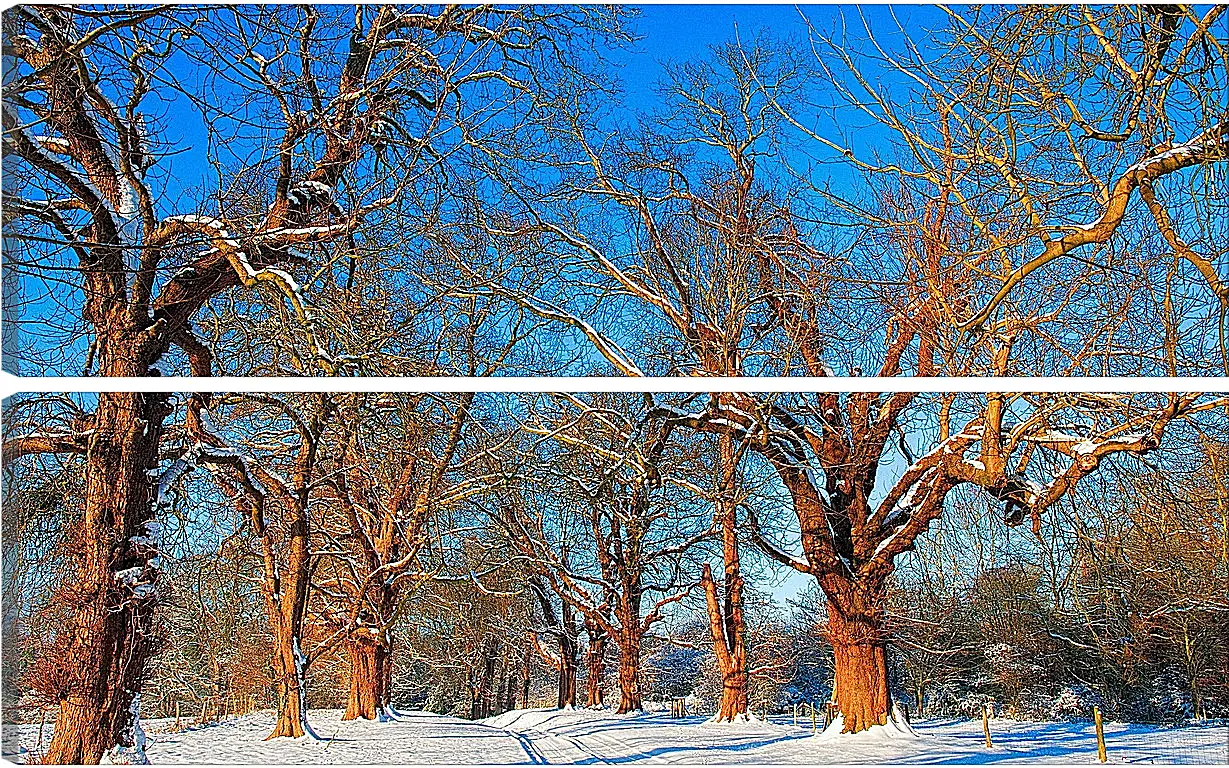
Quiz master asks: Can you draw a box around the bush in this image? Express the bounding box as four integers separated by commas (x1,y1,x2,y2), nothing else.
1047,685,1102,721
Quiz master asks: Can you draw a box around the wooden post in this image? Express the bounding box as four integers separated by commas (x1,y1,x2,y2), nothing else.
175,701,181,730
811,702,818,734
1094,706,1107,763
982,704,993,749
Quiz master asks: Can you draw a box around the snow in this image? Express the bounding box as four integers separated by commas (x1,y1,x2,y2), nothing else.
1127,122,1225,174
165,215,239,250
197,444,276,498
102,694,149,764
3,708,1225,764
114,567,144,586
287,180,333,207
872,523,908,557
33,135,71,153
816,713,918,742
156,455,197,509
254,225,347,242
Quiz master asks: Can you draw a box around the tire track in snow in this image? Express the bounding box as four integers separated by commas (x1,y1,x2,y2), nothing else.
508,731,548,764
517,727,609,764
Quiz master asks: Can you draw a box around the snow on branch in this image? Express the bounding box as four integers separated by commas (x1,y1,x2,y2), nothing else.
959,119,1229,331
746,507,813,575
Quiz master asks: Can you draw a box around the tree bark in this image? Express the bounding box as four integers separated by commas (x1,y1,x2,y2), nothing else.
259,495,314,740
701,564,749,722
471,637,498,719
267,622,311,739
554,601,579,709
702,431,750,722
520,644,532,709
343,629,389,721
615,629,642,714
584,623,608,708
482,645,497,718
503,666,517,713
823,577,892,733
44,390,169,765
557,629,578,710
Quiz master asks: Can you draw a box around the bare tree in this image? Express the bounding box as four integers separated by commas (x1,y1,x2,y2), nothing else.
581,612,611,708
775,5,1229,373
699,429,753,721
527,575,581,710
498,394,711,713
187,393,334,740
316,391,478,721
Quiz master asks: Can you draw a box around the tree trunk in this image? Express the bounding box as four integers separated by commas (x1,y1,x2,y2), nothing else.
520,644,532,709
250,448,316,741
504,668,517,713
701,565,749,722
557,604,578,709
702,433,750,722
382,632,395,717
44,391,169,765
267,624,312,739
557,635,578,709
468,665,480,720
482,644,497,718
824,578,891,734
342,629,389,721
584,625,608,708
615,630,642,714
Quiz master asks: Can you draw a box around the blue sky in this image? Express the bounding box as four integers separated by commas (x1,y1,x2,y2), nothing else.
627,4,947,86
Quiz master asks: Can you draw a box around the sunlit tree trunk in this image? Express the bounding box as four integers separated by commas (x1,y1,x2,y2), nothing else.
343,628,390,721
45,390,169,764
701,432,749,722
614,615,643,714
701,564,748,722
557,604,579,710
263,514,313,740
822,575,891,733
584,621,608,708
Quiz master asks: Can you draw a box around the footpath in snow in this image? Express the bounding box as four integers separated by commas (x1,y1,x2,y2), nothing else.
3,707,1226,764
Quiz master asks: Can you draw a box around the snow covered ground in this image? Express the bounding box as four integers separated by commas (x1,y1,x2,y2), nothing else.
3,707,1225,764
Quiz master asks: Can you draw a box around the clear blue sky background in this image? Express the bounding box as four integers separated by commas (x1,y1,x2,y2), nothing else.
626,4,945,89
